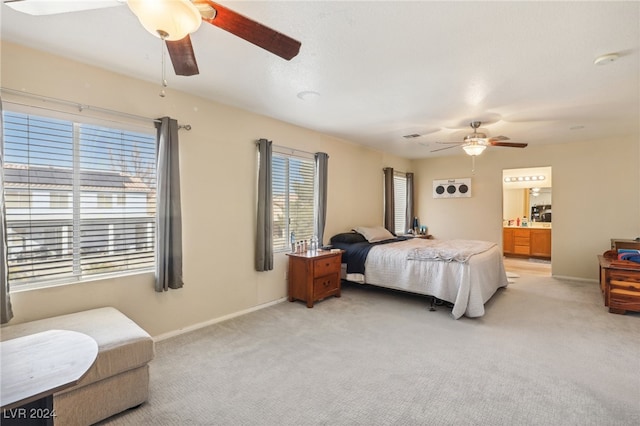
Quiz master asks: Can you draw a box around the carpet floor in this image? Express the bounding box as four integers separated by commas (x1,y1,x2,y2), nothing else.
100,273,640,426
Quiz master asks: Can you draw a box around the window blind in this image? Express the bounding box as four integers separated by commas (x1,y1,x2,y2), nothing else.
393,173,407,234
272,151,316,251
3,110,156,287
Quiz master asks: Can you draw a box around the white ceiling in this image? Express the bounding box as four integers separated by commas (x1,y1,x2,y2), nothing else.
1,0,639,159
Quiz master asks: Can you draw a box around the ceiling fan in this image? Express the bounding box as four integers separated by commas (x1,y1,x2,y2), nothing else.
3,0,302,77
431,121,528,156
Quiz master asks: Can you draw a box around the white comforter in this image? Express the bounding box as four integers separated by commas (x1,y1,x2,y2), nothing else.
353,238,508,319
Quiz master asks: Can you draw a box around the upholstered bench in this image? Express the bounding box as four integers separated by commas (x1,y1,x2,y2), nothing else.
0,307,154,425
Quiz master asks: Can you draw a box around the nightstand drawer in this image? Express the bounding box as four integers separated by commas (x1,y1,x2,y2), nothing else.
313,255,341,278
313,275,339,300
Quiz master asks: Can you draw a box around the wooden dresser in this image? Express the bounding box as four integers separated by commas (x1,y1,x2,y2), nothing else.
598,255,640,315
287,250,343,308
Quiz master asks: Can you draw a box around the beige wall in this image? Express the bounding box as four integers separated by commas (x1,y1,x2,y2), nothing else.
411,136,640,280
1,42,410,336
3,42,638,336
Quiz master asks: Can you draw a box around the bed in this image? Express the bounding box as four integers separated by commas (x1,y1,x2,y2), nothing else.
330,227,509,319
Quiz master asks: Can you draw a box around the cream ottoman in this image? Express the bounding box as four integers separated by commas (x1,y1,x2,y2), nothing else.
1,307,154,425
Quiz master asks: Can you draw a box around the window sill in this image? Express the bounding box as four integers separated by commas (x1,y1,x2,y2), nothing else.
9,269,155,294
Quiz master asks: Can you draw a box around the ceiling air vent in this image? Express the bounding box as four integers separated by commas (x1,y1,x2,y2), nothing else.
433,178,472,199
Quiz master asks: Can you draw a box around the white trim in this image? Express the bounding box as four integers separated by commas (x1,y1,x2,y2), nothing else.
273,144,315,160
2,99,155,133
152,297,288,342
1,88,158,130
551,274,598,283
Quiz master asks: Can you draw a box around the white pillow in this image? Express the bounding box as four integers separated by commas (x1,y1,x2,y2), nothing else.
354,226,395,243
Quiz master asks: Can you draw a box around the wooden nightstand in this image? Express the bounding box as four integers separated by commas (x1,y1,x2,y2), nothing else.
286,250,343,308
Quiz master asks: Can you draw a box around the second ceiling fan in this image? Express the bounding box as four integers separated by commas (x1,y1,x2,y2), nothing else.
432,121,528,156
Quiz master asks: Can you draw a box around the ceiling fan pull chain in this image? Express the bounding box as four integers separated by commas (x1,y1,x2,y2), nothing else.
158,31,168,98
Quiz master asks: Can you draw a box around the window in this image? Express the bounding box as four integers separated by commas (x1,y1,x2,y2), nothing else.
49,192,70,209
3,110,157,288
97,193,113,208
271,148,316,251
5,191,31,208
393,173,408,234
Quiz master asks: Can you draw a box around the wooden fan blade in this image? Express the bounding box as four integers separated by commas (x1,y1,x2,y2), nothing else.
490,141,528,148
488,135,510,142
166,35,200,76
200,1,301,60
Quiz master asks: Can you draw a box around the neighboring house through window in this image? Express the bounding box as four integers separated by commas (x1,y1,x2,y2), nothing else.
49,191,70,208
2,110,157,288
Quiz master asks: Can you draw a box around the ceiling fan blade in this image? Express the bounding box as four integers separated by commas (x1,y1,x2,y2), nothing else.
488,135,510,142
431,144,461,153
490,141,528,148
3,0,124,15
166,35,199,76
199,1,301,60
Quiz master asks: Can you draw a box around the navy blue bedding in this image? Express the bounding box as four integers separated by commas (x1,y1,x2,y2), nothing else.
331,237,410,274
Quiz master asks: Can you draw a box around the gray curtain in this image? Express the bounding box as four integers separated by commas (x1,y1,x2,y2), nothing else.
383,167,394,232
255,139,273,271
155,117,183,291
405,172,415,234
1,98,13,323
315,152,329,245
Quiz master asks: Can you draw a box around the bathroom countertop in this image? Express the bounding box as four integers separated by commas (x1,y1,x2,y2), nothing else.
504,224,552,229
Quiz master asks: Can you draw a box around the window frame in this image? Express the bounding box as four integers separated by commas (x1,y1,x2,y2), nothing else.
2,106,157,291
393,172,408,235
271,146,317,253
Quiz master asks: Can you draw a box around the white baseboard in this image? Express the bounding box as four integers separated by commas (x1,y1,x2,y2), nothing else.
552,274,598,283
153,297,288,342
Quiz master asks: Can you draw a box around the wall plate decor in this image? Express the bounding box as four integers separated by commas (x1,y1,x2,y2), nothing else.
433,178,472,198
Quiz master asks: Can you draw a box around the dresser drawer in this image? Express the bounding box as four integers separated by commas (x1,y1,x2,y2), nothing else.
514,245,530,255
313,255,341,278
610,270,640,285
313,275,339,300
609,287,640,313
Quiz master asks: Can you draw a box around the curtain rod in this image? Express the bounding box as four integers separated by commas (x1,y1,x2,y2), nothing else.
0,87,191,130
257,140,317,157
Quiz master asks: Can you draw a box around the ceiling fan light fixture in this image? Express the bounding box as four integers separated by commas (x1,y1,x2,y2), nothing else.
462,144,486,156
127,0,202,41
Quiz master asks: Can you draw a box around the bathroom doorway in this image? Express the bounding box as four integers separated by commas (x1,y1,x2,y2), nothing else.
502,166,552,276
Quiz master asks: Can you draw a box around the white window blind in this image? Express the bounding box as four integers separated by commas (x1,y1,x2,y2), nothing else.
3,110,156,287
272,149,316,251
393,173,407,234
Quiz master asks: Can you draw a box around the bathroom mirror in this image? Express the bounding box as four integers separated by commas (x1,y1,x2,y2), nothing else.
503,166,552,224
